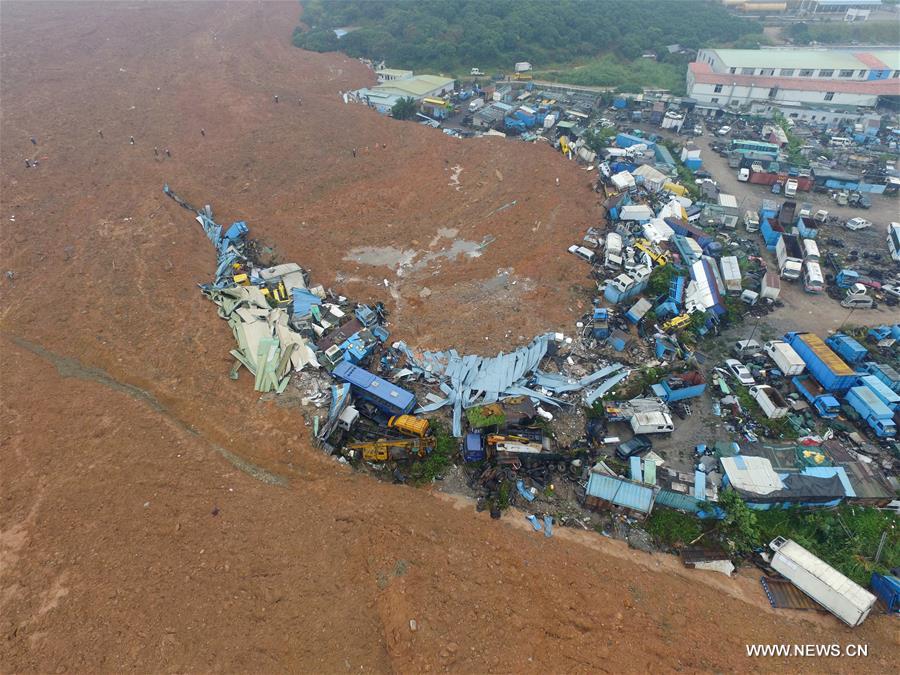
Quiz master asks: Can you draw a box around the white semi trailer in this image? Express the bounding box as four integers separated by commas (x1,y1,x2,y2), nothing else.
769,537,876,627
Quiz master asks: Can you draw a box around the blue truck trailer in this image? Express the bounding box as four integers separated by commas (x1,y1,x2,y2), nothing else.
792,374,841,418
785,332,857,393
825,333,868,365
845,386,897,438
332,362,416,416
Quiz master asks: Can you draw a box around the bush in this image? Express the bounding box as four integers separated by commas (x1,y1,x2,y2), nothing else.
646,508,703,547
756,506,900,587
409,422,455,483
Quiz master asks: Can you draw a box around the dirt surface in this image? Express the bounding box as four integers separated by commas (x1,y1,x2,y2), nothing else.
1,3,898,672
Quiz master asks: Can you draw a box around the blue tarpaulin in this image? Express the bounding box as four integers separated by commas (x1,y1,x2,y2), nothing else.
292,289,322,317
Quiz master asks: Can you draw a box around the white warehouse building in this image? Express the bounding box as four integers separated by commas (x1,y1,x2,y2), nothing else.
687,48,900,109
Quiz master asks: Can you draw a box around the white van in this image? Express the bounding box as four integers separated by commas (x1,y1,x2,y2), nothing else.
830,136,852,147
802,261,824,294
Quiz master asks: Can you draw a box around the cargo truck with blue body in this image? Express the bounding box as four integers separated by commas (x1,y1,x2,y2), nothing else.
845,385,897,438
856,374,900,411
859,361,900,394
825,333,868,365
792,374,841,418
784,332,857,393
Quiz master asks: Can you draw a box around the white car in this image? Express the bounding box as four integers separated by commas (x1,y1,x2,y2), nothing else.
845,217,872,231
717,126,732,136
725,359,755,386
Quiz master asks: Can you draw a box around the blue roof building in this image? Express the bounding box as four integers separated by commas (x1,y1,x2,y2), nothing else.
584,472,656,519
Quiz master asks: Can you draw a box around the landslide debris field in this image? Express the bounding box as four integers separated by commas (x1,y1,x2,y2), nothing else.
1,2,897,672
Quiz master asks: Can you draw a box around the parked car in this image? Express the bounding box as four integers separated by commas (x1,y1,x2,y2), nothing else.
732,339,762,358
717,126,732,136
845,217,872,231
693,125,703,136
615,434,652,460
725,358,755,386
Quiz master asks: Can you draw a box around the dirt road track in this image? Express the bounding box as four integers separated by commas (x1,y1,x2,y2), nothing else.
1,3,897,672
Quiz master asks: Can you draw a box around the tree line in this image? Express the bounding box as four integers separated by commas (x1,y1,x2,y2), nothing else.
293,0,761,74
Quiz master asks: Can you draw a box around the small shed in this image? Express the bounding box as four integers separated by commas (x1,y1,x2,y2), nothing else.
584,472,656,519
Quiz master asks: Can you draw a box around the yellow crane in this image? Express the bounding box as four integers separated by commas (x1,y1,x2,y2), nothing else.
345,437,433,462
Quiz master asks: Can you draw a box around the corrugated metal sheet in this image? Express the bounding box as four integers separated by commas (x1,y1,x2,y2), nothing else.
798,333,855,377
586,473,655,514
656,489,705,513
722,455,784,495
643,460,657,485
630,456,642,480
760,576,825,611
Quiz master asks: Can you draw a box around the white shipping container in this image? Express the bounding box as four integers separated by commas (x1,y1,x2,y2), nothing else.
750,385,789,419
718,255,742,295
764,340,805,376
769,538,876,627
760,272,781,300
629,411,674,434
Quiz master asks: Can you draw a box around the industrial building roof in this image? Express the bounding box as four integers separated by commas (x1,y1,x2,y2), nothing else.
722,455,784,495
586,473,655,514
689,61,900,95
371,74,455,98
708,48,898,71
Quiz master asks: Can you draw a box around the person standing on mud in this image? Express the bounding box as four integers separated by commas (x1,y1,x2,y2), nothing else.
273,94,279,103
352,148,357,158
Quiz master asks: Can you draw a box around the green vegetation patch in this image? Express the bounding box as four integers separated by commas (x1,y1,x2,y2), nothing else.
294,0,760,78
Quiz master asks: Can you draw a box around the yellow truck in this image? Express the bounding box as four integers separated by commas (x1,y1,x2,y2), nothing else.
387,415,430,438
